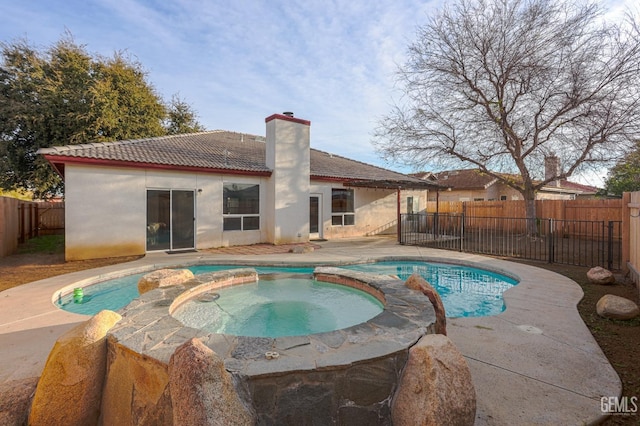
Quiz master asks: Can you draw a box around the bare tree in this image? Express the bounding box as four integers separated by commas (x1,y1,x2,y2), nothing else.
375,0,640,230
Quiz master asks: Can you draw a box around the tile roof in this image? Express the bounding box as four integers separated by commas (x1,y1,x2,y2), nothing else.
412,169,497,189
542,179,599,194
39,131,427,184
412,168,599,194
39,131,271,173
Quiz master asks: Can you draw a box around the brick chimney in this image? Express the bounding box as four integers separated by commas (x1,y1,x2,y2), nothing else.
545,155,561,186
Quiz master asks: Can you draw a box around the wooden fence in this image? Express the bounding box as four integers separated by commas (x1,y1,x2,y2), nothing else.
0,197,65,257
0,197,20,257
627,192,640,294
426,198,623,221
35,201,65,236
426,199,624,240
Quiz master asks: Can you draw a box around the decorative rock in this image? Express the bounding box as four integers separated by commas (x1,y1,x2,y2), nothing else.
169,338,255,425
29,310,122,426
392,334,476,426
138,268,194,294
596,294,640,320
0,377,38,426
587,266,615,285
405,273,447,335
100,339,173,425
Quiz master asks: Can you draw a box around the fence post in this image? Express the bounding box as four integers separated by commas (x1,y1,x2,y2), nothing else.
607,221,614,271
18,203,25,244
29,204,34,239
548,218,554,263
34,204,39,238
621,192,631,274
459,213,465,252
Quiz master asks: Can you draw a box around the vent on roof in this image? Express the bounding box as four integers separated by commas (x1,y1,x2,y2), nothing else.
283,111,294,117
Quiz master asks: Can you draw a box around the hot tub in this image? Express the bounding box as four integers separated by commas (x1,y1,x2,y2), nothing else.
103,267,437,424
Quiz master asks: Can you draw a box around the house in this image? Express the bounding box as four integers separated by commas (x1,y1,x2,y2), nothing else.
39,113,440,260
413,161,599,203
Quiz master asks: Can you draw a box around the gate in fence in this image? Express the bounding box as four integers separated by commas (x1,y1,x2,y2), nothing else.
399,213,622,270
17,201,65,243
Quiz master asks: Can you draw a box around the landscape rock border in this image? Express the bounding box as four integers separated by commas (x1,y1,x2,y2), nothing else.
596,294,640,320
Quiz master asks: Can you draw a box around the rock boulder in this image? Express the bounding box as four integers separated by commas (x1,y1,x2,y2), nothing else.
596,294,640,320
168,338,255,425
138,268,194,295
587,266,615,285
0,377,38,426
29,310,122,426
392,334,476,426
405,273,447,335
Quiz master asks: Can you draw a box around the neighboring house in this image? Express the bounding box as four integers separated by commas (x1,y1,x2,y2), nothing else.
413,163,599,203
39,113,439,260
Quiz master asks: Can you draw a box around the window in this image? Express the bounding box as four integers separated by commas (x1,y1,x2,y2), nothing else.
223,183,259,231
332,188,354,226
500,195,507,201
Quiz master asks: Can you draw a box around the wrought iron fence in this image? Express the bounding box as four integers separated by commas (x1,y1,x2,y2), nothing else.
399,213,622,270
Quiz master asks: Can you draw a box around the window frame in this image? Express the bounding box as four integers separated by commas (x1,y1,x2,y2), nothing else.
223,182,260,231
331,188,355,227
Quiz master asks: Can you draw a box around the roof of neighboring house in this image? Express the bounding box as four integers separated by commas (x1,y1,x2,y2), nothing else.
541,179,599,195
411,169,498,190
411,168,599,195
39,131,441,188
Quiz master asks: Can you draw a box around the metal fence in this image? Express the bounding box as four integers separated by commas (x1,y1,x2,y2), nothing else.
399,213,622,270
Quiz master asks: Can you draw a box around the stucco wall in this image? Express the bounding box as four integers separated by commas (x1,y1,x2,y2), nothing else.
64,164,270,260
429,184,574,202
313,184,427,239
64,165,423,260
65,165,146,260
265,116,310,244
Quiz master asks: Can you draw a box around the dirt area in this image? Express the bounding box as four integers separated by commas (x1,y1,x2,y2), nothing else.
0,252,143,293
0,247,638,424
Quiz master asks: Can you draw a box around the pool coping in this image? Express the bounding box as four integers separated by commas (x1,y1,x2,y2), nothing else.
0,237,622,425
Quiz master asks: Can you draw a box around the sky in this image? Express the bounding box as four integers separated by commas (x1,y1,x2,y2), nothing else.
0,0,635,186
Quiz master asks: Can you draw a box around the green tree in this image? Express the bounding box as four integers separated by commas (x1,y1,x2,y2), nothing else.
603,142,640,196
374,0,640,232
0,36,203,198
89,52,167,142
165,94,205,135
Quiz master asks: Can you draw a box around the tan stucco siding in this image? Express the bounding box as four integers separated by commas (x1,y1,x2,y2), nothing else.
64,164,425,260
312,183,427,239
64,164,270,260
65,165,147,260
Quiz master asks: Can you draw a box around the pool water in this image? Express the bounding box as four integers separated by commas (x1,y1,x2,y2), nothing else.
56,261,517,318
172,276,384,337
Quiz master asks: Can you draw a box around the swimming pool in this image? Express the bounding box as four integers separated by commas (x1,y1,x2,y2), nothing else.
55,261,518,317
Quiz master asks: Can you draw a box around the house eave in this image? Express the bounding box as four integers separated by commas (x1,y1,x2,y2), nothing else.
342,179,447,190
42,155,273,180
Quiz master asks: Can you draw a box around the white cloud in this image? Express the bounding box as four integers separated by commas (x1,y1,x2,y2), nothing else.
0,0,630,177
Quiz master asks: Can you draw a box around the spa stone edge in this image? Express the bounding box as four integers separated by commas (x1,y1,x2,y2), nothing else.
108,267,438,378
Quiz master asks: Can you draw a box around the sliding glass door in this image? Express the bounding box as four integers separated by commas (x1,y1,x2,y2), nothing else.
146,189,195,251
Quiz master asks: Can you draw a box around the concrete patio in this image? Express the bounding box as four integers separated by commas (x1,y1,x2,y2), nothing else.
0,237,621,425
